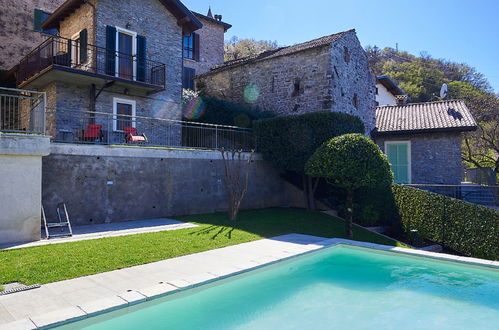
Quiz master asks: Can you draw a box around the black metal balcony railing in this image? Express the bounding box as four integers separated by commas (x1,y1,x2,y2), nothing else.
49,108,256,151
17,36,166,87
405,184,499,208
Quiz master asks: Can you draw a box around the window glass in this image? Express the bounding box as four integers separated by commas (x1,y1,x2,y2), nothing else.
116,103,133,131
183,34,194,59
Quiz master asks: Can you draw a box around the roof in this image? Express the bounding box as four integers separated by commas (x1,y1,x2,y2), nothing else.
377,75,405,96
200,29,356,76
192,12,231,31
375,100,477,135
42,0,202,34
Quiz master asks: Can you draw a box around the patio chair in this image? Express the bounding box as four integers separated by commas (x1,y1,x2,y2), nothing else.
123,126,148,143
42,203,73,239
81,124,103,142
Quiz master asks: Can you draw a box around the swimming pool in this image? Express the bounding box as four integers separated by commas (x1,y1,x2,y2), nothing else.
54,245,499,330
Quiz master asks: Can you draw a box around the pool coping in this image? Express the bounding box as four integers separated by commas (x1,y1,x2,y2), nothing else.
4,236,498,329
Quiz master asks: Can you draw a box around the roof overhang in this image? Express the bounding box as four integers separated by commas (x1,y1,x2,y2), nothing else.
377,75,405,96
372,126,477,136
42,0,202,34
192,12,232,32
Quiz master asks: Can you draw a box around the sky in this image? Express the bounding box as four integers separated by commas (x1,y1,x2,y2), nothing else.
184,0,499,93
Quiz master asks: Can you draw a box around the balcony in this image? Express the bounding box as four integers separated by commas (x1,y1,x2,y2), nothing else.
16,36,166,93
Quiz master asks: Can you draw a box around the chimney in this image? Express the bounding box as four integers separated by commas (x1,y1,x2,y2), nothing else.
214,14,222,21
396,95,408,105
207,6,213,18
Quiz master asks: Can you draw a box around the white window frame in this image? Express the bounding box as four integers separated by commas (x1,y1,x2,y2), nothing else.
113,97,136,131
384,140,412,184
71,32,81,67
115,26,137,81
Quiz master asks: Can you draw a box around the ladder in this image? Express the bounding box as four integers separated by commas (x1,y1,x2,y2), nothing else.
42,203,73,239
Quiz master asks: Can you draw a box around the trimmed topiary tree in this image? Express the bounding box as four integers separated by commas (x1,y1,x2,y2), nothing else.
305,134,393,238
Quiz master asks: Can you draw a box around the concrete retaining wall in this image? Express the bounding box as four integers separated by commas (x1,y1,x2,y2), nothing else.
0,134,50,245
43,144,302,226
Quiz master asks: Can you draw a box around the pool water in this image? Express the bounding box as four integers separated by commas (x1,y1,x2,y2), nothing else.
55,246,499,330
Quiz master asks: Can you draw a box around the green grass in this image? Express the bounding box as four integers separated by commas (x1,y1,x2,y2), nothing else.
0,208,406,286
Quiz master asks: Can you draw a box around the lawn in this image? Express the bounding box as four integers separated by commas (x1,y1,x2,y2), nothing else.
0,208,406,287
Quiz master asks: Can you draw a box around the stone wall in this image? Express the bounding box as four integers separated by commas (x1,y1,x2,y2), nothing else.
196,31,376,134
42,144,303,226
0,0,65,70
375,131,464,185
183,17,226,76
0,134,50,245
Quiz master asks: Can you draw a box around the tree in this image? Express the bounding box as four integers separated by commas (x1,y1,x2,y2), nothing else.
224,37,278,61
254,112,365,211
220,149,255,221
305,134,393,238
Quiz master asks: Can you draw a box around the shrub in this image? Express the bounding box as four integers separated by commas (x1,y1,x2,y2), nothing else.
306,134,393,237
254,111,365,173
188,95,274,127
392,185,499,260
254,111,365,210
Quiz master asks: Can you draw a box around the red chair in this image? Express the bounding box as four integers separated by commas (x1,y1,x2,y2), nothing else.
123,126,147,143
82,124,102,142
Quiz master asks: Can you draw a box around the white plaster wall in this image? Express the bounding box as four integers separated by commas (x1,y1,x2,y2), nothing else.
376,83,397,106
0,135,50,245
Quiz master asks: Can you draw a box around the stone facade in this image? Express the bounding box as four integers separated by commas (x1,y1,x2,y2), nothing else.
183,14,227,76
0,0,65,71
196,30,376,133
375,131,464,185
32,0,186,143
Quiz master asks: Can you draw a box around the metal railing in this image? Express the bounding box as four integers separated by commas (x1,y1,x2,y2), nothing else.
405,184,499,208
0,87,46,134
17,36,166,87
48,108,256,151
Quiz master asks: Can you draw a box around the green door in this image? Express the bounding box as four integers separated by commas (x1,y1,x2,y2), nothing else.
386,142,410,184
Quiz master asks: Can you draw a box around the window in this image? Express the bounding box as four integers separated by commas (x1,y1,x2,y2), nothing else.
115,27,137,80
343,46,350,63
375,87,379,95
182,67,196,90
183,33,199,60
71,33,80,66
385,141,411,184
113,98,136,131
34,9,58,35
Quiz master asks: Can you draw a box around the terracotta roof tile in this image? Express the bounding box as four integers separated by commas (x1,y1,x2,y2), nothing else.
375,100,477,134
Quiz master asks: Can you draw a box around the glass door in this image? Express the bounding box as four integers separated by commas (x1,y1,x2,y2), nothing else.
117,32,134,80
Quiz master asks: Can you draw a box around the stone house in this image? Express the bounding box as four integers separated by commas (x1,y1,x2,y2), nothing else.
374,100,477,184
8,0,204,145
182,9,231,90
196,29,377,133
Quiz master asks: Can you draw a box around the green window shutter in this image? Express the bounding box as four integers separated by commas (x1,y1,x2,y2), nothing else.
79,29,88,63
105,25,116,75
386,143,410,184
136,35,146,82
34,9,44,32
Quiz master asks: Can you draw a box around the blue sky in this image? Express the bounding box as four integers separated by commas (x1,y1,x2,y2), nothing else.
184,0,499,93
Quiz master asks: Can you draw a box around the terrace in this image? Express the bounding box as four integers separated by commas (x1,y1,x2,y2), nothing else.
15,36,166,93
0,87,256,151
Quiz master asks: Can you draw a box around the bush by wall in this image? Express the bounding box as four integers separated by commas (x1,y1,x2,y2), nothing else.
187,95,274,128
253,111,365,173
392,184,499,260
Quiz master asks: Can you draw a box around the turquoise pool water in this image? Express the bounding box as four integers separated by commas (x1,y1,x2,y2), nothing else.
55,246,499,330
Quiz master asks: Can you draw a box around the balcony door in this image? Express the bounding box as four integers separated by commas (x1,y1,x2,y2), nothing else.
115,27,137,81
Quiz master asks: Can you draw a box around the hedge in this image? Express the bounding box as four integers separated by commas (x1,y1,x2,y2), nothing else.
392,185,499,260
190,95,274,128
253,111,365,173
